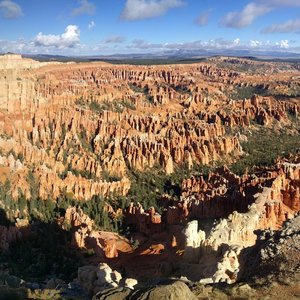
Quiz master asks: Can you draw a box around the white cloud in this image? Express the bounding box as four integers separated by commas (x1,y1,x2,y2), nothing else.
0,38,31,53
220,2,272,28
195,9,211,27
249,39,290,50
34,25,80,49
129,39,163,49
104,36,126,44
129,38,244,51
263,19,300,34
0,0,23,19
121,0,185,21
260,0,300,7
276,39,289,49
233,38,240,46
72,0,95,16
250,40,262,47
88,21,95,29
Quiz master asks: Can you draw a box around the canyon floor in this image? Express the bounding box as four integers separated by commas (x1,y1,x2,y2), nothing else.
0,54,299,299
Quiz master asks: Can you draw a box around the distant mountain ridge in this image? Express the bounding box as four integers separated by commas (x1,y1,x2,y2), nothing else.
19,49,300,63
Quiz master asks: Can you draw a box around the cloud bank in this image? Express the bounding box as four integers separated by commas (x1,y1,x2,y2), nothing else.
126,38,292,52
71,0,95,16
104,36,126,44
0,36,298,55
220,2,272,28
0,0,23,19
263,19,300,34
121,0,184,21
261,0,300,7
195,10,211,27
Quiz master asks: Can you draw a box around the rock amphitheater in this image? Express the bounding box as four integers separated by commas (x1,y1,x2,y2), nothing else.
0,54,299,299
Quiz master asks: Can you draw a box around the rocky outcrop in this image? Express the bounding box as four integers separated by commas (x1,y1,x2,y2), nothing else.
64,207,128,258
77,263,123,296
104,239,118,259
182,220,205,263
168,163,300,227
92,280,196,300
239,214,300,284
178,162,300,283
124,202,162,235
65,206,94,230
78,262,139,297
121,161,299,241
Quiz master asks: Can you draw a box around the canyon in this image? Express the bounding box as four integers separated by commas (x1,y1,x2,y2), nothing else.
0,54,299,299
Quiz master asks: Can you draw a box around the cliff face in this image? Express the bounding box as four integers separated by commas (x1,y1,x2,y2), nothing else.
0,72,36,113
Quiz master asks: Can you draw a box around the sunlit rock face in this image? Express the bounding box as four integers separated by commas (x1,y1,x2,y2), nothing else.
179,161,300,283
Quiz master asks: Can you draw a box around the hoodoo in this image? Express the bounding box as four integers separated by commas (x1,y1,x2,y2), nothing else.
0,54,299,299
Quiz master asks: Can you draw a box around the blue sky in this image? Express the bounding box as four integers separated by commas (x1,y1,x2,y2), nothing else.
0,0,299,55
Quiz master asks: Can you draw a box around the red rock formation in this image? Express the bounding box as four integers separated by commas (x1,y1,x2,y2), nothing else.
63,207,126,258
104,239,118,258
167,162,300,229
124,202,162,235
1,56,299,202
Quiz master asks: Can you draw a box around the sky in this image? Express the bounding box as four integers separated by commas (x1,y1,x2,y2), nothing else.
0,0,299,55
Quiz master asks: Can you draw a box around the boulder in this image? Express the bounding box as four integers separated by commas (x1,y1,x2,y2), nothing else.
78,263,123,296
124,278,138,290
